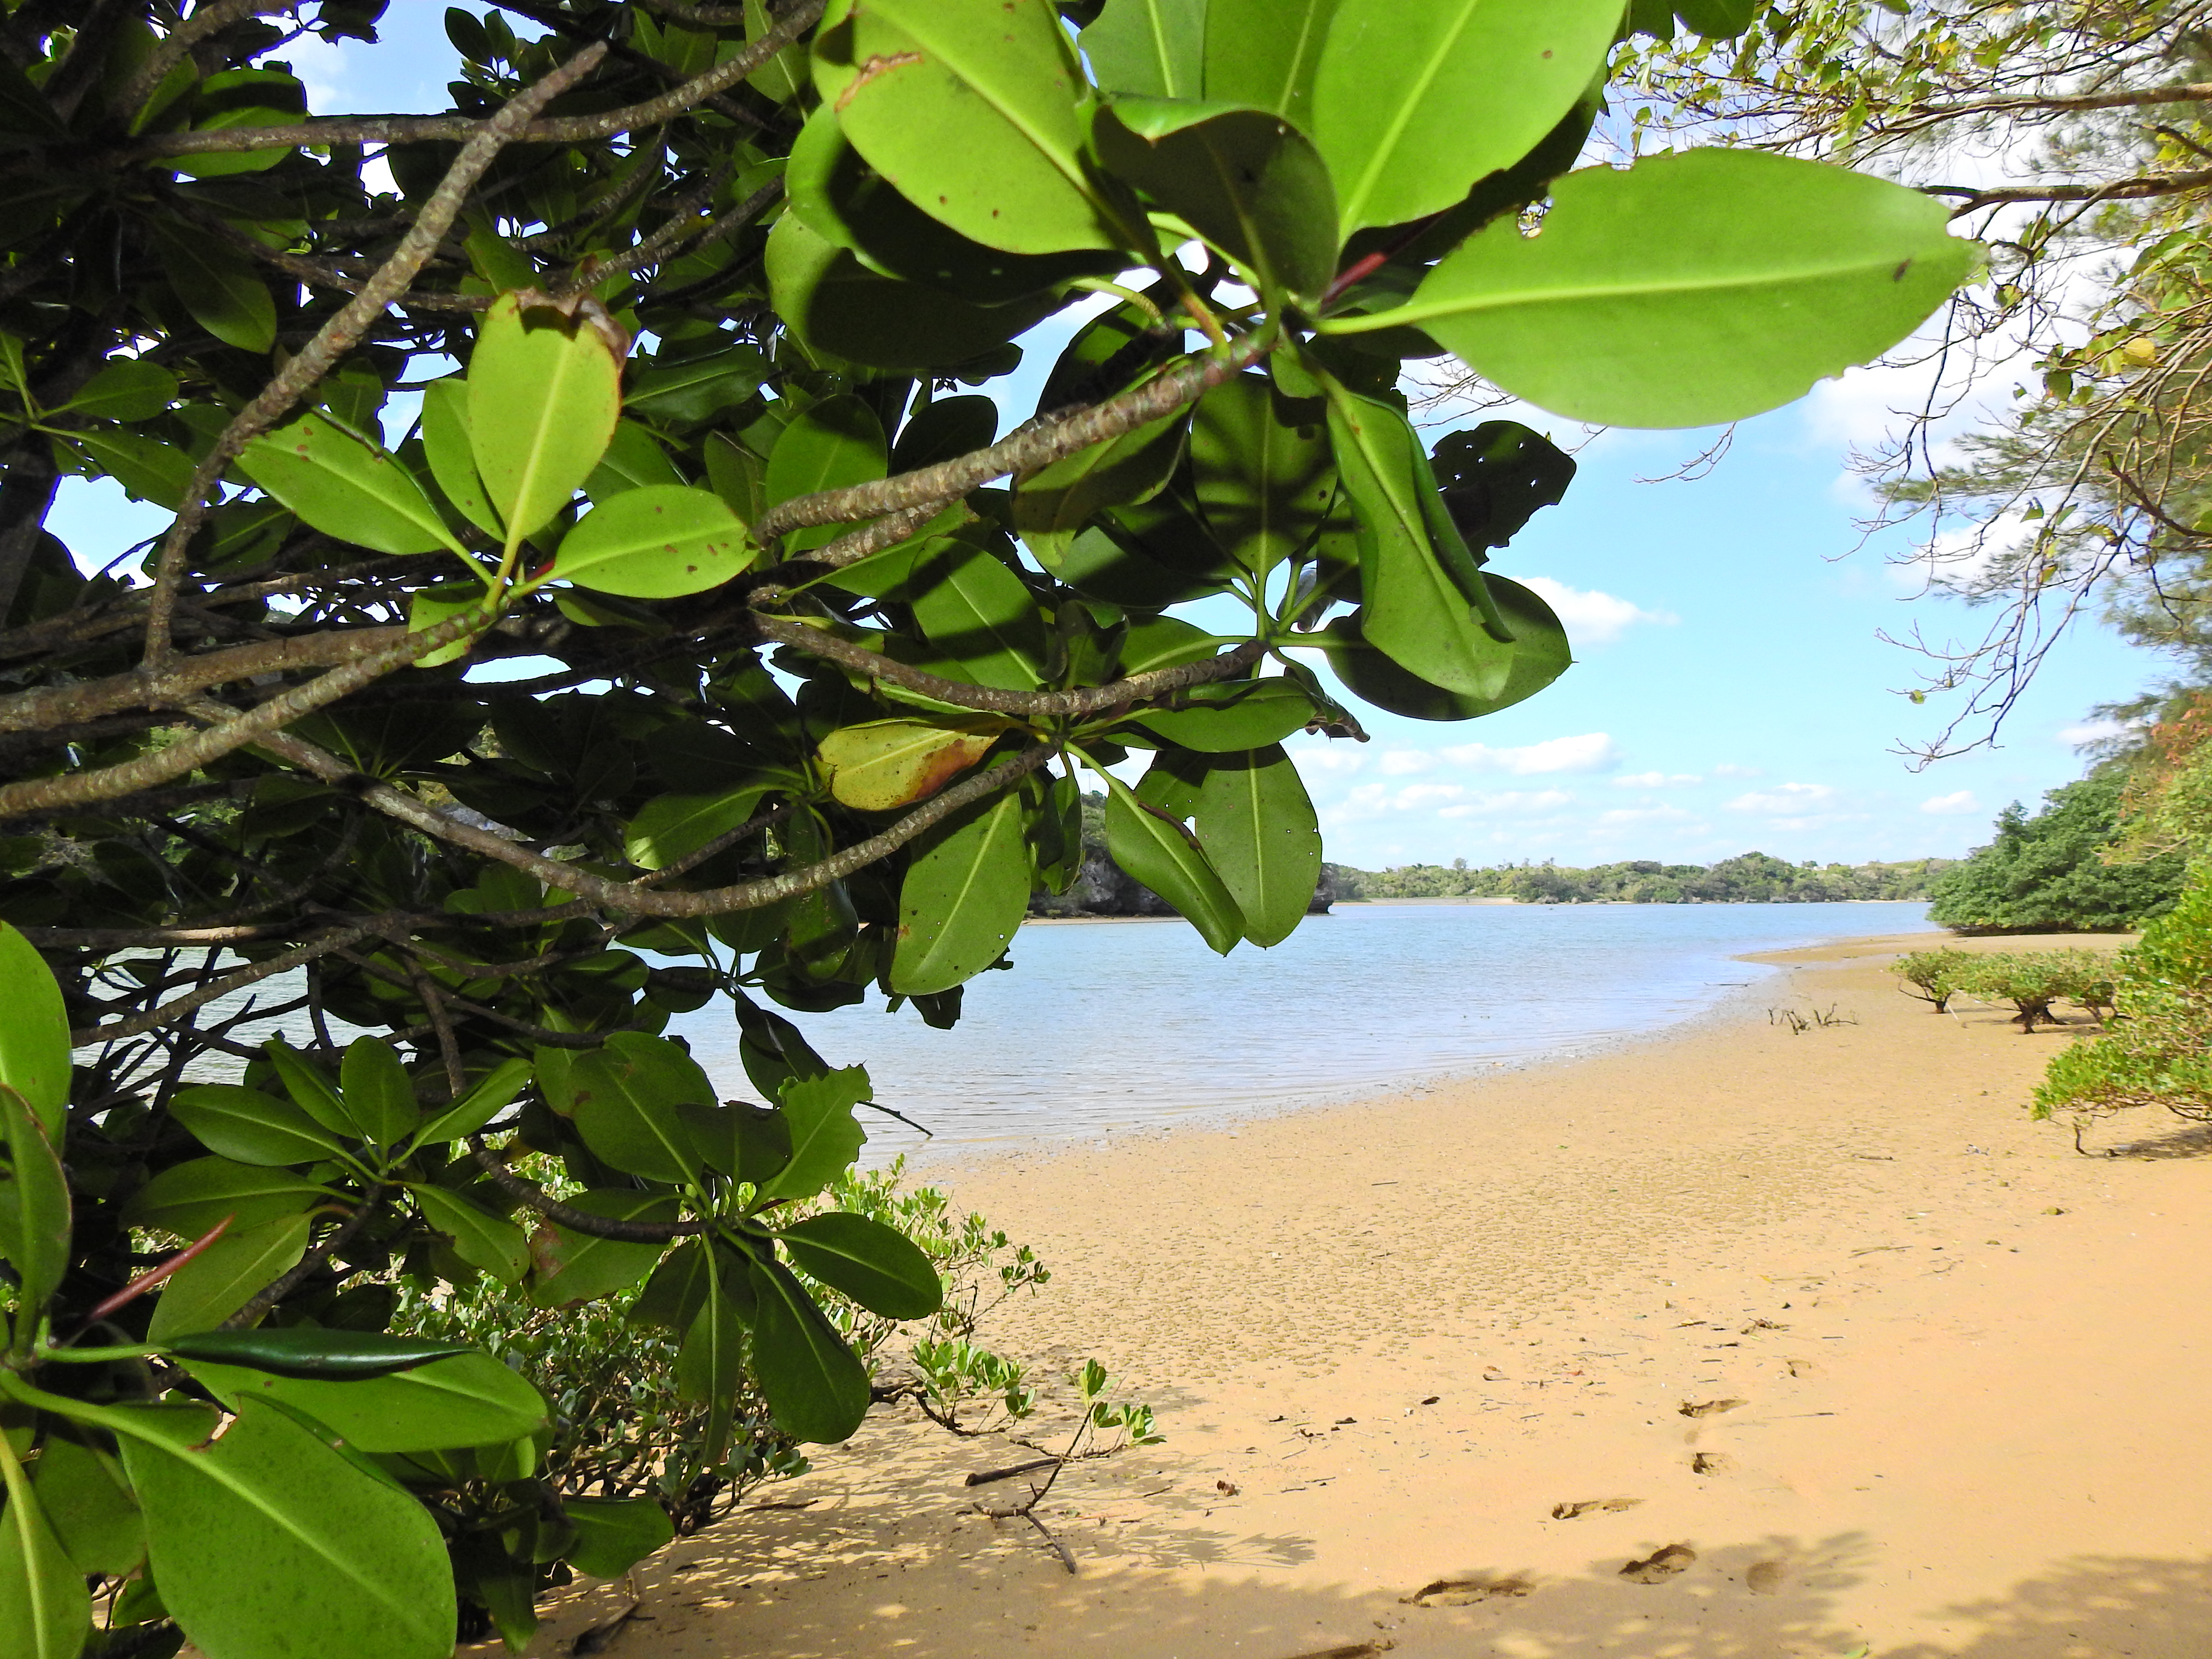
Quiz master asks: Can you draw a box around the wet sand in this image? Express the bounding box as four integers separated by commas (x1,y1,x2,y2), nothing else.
526,930,2210,1659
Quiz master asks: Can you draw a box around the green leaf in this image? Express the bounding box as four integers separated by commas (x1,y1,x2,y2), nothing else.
779,1211,942,1319
0,1082,67,1326
163,1329,474,1379
628,1237,713,1332
114,1396,455,1659
889,790,1030,996
569,1034,713,1185
754,1067,868,1205
1325,386,1510,697
120,1157,332,1239
1186,372,1335,574
182,1351,547,1454
746,1259,872,1443
1310,0,1623,237
410,1058,533,1147
526,1191,680,1307
561,1496,675,1581
29,1433,143,1579
1672,0,1755,36
674,1278,748,1405
338,1038,418,1150
763,393,886,552
625,784,772,870
0,1447,89,1659
409,1184,528,1285
548,485,756,598
892,396,999,473
765,214,1065,374
1083,0,1206,96
405,584,488,669
56,430,194,507
1192,745,1321,948
1318,574,1569,718
907,539,1046,690
584,419,685,498
1375,150,1981,427
818,0,1125,256
145,1213,311,1340
419,378,501,538
60,360,178,421
237,412,455,557
1123,677,1319,750
467,290,625,540
1094,102,1338,301
261,1040,352,1137
1012,407,1189,565
169,1085,346,1167
1101,769,1244,954
149,220,276,352
1202,0,1340,124
0,923,69,1137
622,345,766,427
1431,420,1577,550
817,718,1003,812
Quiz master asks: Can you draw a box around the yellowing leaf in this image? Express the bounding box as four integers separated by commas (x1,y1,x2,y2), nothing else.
816,718,1005,811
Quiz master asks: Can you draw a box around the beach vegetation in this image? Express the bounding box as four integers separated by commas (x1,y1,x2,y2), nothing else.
1889,946,1975,1012
0,2,1977,1656
1929,776,2188,934
1341,852,1950,904
1943,948,2118,1033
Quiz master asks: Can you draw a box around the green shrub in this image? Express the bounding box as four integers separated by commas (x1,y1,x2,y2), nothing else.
1928,775,2187,933
1890,947,1976,1011
2034,863,2212,1142
1947,949,2116,1031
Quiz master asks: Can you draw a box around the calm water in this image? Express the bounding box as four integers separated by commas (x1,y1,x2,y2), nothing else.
670,901,1937,1164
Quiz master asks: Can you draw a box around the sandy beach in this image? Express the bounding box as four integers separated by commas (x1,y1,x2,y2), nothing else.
523,930,2211,1659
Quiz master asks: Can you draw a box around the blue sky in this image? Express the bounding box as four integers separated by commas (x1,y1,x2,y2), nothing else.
55,8,2166,873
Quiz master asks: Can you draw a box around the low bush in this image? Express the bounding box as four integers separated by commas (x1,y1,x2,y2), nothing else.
1890,947,1976,1011
2034,864,2212,1145
1948,950,2117,1032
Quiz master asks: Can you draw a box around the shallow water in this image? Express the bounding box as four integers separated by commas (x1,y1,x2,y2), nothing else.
669,900,1938,1165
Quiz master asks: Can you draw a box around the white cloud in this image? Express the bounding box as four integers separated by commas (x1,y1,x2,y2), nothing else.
1598,804,1696,826
1613,770,1701,789
2055,717,2140,748
1711,762,1765,779
1437,789,1575,819
1516,577,1678,648
1726,782,1842,815
1375,749,1434,776
1391,783,1470,811
1293,746,1368,778
1439,732,1622,776
1920,790,1982,817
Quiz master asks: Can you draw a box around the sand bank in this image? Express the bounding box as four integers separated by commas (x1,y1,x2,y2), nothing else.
529,931,2210,1659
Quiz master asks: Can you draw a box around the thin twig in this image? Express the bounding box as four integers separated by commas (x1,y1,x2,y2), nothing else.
466,1139,707,1240
221,1187,386,1329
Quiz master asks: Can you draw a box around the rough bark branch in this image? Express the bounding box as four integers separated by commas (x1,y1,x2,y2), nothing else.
67,926,373,1046
222,1186,386,1329
0,625,404,734
117,0,289,116
1928,167,2212,212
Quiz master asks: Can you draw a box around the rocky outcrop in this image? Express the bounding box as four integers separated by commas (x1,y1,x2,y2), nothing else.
1029,848,1335,920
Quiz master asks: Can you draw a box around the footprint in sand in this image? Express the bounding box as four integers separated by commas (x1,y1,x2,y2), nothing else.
1679,1397,1747,1418
1549,1498,1644,1520
1620,1545,1697,1584
1401,1577,1533,1607
1746,1560,1790,1596
1690,1452,1732,1475
1785,1358,1821,1379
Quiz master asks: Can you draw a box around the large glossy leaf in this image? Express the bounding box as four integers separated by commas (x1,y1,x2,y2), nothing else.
63,359,178,421
28,1433,143,1579
569,1034,715,1185
892,396,998,473
145,1212,310,1340
1317,574,1569,718
114,1396,455,1659
1202,0,1340,125
238,413,454,556
1310,0,1623,237
183,1352,547,1454
623,344,766,427
527,1191,680,1307
817,718,1002,812
818,0,1124,255
1192,745,1322,947
674,1276,748,1406
120,1157,333,1239
1123,678,1319,750
410,1184,528,1285
584,419,685,497
1083,0,1206,96
0,1450,89,1659
1013,408,1189,565
746,1259,872,1443
779,1211,942,1319
150,221,276,352
467,290,624,540
548,485,755,597
1325,386,1511,697
1370,151,1979,427
340,1037,417,1150
163,1328,473,1378
625,783,773,870
1187,373,1334,574
410,1057,534,1148
907,540,1046,690
1094,102,1338,301
0,1084,68,1319
169,1084,345,1167
563,1496,675,1582
766,214,1064,374
58,429,194,507
1101,770,1243,954
889,790,1030,996
0,929,70,1141
1431,421,1577,551
419,378,501,538
754,1067,868,1205
261,1038,354,1139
